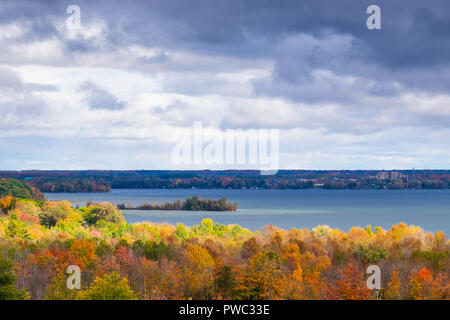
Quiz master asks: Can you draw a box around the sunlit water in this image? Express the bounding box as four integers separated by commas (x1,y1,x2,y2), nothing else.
44,189,450,233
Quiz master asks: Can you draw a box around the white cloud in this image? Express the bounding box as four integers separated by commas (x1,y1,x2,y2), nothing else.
0,23,26,41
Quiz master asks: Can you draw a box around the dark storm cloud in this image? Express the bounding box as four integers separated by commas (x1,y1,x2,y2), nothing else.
113,0,450,70
2,0,449,103
3,0,449,63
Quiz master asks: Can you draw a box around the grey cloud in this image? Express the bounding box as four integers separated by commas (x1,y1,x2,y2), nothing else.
0,68,49,126
2,0,450,98
1,96,47,118
80,81,125,110
3,1,450,65
0,68,24,91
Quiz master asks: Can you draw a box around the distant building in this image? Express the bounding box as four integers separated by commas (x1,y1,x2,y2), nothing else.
376,171,405,180
314,183,324,187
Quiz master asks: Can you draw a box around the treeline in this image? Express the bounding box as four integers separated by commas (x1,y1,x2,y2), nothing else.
323,180,449,190
0,195,448,300
117,196,238,211
33,180,110,193
0,170,450,192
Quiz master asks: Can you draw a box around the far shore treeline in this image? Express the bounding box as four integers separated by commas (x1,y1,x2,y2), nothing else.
1,170,450,193
116,196,238,211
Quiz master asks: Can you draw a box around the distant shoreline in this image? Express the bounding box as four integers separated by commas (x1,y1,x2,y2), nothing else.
46,187,450,194
2,169,450,193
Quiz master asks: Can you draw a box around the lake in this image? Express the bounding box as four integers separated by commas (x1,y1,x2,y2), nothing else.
44,189,450,234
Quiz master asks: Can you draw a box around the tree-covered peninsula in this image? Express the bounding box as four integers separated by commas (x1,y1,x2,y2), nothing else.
116,196,237,211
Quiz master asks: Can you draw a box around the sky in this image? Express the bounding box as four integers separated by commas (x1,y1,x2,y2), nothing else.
1,0,450,170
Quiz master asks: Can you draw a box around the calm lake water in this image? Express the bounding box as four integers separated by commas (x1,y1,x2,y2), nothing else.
44,189,450,233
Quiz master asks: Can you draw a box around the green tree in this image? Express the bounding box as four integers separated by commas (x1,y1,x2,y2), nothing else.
44,273,78,300
39,202,72,227
356,244,388,264
175,223,188,240
201,218,214,235
77,272,137,300
83,202,125,225
0,256,27,300
5,213,30,239
214,265,236,299
0,179,33,199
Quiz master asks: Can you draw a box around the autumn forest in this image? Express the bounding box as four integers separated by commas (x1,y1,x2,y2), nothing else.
0,182,448,300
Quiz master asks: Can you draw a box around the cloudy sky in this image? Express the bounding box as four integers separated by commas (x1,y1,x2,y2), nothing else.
1,0,450,170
